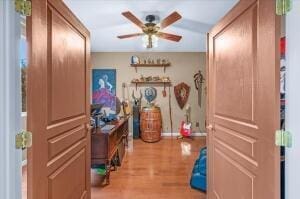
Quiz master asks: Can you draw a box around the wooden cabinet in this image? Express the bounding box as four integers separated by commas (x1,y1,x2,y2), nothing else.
91,117,129,184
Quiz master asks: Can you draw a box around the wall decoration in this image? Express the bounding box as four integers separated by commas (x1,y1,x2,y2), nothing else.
92,69,117,113
131,56,140,64
130,57,171,73
174,82,190,109
194,70,205,107
132,90,143,139
144,87,157,104
131,76,170,83
121,83,131,116
168,86,173,135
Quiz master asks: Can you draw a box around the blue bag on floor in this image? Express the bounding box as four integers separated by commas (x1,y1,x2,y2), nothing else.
190,147,207,192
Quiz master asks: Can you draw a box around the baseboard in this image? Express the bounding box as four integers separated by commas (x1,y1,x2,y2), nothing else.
162,132,207,137
22,160,27,167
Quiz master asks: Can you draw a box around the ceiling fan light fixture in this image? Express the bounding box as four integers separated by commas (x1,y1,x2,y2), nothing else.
142,35,158,48
118,11,182,48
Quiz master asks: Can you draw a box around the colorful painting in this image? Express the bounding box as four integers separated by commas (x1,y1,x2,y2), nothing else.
92,69,117,112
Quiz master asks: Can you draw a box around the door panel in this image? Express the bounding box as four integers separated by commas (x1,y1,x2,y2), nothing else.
207,0,280,199
214,3,257,123
49,6,86,122
27,0,91,198
49,149,87,199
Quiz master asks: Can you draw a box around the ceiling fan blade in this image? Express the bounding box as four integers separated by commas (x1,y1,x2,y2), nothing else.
159,11,182,29
157,32,182,42
122,11,145,29
117,33,144,39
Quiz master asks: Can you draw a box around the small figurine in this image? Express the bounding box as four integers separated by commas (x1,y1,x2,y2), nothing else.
153,76,160,81
131,56,140,64
161,76,170,82
145,76,153,82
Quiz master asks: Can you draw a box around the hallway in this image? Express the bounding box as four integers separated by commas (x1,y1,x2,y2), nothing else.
91,137,206,199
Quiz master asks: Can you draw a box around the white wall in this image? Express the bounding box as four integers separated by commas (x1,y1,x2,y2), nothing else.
0,1,22,198
285,2,300,198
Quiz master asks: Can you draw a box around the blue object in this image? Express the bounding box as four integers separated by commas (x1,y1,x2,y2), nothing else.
144,87,157,104
133,118,140,139
190,147,207,192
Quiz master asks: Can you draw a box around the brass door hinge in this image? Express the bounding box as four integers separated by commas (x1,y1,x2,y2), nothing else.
16,131,32,149
275,130,292,148
15,0,31,16
276,0,292,15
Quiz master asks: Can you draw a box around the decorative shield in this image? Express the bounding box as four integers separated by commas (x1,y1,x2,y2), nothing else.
174,82,190,109
144,87,157,104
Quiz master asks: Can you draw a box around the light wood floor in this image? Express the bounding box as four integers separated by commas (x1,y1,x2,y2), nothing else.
91,137,206,199
23,137,206,199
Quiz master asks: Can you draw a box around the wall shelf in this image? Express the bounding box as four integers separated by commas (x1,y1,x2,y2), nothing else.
130,63,171,72
131,80,171,90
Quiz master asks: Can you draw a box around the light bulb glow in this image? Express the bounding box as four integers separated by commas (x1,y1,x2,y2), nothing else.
142,35,158,48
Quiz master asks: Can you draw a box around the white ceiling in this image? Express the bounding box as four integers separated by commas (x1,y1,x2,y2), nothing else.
64,0,238,52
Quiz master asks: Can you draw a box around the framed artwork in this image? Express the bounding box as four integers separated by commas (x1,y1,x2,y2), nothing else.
92,69,117,112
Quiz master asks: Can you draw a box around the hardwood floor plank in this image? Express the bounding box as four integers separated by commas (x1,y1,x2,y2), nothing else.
91,137,206,199
23,137,206,199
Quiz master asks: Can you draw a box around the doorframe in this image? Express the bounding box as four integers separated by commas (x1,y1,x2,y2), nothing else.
0,1,22,199
285,2,300,198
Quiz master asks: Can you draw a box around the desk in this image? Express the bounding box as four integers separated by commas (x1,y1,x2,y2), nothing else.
91,117,129,184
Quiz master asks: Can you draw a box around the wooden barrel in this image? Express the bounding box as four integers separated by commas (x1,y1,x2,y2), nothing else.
140,106,162,143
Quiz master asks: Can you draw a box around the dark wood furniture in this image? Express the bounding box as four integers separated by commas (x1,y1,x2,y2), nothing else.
91,117,129,184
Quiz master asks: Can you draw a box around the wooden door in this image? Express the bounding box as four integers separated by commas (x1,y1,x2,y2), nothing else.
27,0,91,198
207,0,280,199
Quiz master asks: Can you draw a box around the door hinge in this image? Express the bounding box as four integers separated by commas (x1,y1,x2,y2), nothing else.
16,131,32,149
275,130,292,148
15,0,32,16
276,0,292,15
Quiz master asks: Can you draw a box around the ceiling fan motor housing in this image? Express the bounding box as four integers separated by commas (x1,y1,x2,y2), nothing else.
145,14,156,23
143,15,159,35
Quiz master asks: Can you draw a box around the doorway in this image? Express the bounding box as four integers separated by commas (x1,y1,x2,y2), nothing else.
16,0,282,199
20,15,28,199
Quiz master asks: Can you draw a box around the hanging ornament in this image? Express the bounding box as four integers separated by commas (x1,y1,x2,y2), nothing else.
276,0,292,15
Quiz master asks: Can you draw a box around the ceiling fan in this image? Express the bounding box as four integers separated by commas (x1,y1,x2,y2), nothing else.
117,11,182,48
